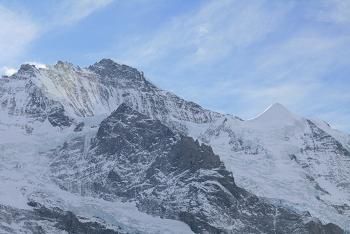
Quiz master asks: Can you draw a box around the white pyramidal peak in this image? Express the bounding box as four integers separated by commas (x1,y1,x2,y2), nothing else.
247,102,301,128
0,59,349,233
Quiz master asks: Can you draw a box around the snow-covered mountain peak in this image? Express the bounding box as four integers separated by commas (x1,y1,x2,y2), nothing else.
88,58,144,82
256,102,294,119
91,58,120,68
248,102,301,128
53,60,78,70
14,64,39,79
265,102,289,112
112,102,134,114
90,58,135,71
9,61,77,80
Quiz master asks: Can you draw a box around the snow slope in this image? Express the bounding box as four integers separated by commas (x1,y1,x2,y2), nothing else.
0,115,193,233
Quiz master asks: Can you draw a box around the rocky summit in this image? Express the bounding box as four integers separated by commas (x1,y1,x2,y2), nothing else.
0,59,348,233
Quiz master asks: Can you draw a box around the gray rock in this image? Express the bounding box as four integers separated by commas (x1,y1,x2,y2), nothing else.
0,203,121,234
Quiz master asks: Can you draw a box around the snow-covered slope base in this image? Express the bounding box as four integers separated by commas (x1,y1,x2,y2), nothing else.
0,119,193,233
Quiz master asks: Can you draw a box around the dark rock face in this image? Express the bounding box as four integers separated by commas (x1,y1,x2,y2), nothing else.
305,120,350,156
73,122,85,132
16,64,38,79
0,204,121,234
0,76,73,128
24,84,73,127
306,220,344,234
35,207,120,234
95,103,176,156
169,136,222,171
50,104,343,233
89,59,149,88
47,104,73,127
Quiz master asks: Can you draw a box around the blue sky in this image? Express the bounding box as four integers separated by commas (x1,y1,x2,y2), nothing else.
0,0,349,132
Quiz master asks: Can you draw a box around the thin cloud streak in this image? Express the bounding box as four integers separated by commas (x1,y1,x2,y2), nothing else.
318,0,350,24
53,0,114,25
118,0,292,67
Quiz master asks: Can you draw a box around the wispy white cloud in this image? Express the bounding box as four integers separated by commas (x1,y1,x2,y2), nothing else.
317,0,350,24
254,35,348,78
25,61,47,69
54,0,114,25
0,61,48,76
0,67,17,76
119,0,291,66
0,5,39,66
0,0,114,75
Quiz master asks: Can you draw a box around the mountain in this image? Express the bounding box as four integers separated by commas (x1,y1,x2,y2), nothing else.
0,59,348,233
48,103,342,233
191,103,350,229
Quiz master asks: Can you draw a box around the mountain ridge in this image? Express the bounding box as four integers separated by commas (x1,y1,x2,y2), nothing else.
0,58,349,233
